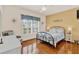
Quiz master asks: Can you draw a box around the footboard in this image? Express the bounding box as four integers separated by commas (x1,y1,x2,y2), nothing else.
36,32,54,45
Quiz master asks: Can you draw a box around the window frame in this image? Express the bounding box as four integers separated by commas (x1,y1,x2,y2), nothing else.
21,14,40,34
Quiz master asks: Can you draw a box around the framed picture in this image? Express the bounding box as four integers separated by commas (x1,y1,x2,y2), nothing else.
77,10,79,19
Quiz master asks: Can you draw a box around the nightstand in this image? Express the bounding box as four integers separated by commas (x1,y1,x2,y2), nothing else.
66,32,72,42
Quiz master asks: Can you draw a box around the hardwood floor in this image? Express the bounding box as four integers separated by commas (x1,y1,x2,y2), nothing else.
22,39,79,54
22,39,36,47
37,40,79,54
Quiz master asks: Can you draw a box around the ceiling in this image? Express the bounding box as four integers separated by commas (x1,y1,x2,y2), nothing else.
21,5,79,15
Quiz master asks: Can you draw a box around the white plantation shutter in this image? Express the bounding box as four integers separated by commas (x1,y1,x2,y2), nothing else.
21,15,40,34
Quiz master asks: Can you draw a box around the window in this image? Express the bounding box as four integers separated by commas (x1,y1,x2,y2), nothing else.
21,15,40,34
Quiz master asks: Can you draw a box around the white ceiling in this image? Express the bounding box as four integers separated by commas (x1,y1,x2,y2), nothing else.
21,5,79,15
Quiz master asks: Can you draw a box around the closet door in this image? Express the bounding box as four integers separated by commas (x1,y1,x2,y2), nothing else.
0,6,2,37
0,10,2,43
0,11,1,36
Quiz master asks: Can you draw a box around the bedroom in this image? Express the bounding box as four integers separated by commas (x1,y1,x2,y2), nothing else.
0,5,79,54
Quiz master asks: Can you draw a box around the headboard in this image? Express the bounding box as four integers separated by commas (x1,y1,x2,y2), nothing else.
48,26,65,32
48,26,65,38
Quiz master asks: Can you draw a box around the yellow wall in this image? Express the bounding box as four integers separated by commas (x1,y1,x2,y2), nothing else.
46,8,79,41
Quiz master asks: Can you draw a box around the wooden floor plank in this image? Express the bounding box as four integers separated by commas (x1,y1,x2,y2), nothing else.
37,40,79,54
22,39,79,54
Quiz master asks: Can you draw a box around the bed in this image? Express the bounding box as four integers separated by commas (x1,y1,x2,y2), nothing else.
36,26,65,47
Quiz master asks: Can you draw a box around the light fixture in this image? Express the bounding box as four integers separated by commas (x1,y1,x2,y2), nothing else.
68,27,72,31
12,19,16,23
67,26,72,35
40,6,47,12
